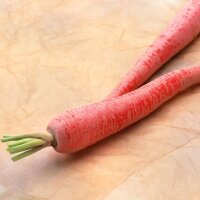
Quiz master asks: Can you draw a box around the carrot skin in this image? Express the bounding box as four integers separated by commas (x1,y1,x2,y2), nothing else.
47,66,200,153
106,0,200,99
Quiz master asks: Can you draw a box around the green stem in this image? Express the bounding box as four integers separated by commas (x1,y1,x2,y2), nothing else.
8,138,34,148
11,146,44,161
1,132,54,161
1,135,34,142
8,139,45,154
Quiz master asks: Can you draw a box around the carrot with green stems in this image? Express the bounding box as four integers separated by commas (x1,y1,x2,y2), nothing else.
1,66,200,160
106,0,200,99
2,0,200,161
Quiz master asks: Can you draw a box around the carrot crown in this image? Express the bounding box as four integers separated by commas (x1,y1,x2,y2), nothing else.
1,133,54,161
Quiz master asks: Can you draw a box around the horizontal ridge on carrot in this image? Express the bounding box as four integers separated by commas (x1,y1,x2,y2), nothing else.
106,0,200,99
2,66,200,160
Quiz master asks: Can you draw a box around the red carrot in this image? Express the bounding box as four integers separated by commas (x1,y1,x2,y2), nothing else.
106,0,200,99
2,1,200,161
1,66,200,160
47,66,200,153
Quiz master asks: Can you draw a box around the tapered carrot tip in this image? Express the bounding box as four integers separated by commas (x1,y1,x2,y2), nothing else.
0,133,53,161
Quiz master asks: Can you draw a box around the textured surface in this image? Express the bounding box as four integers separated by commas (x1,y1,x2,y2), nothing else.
1,0,200,199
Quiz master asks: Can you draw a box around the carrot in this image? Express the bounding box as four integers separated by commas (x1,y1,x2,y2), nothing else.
47,66,200,153
106,0,200,99
2,65,199,160
2,1,200,161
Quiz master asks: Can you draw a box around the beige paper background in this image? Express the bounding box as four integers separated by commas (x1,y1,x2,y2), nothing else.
1,0,200,199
